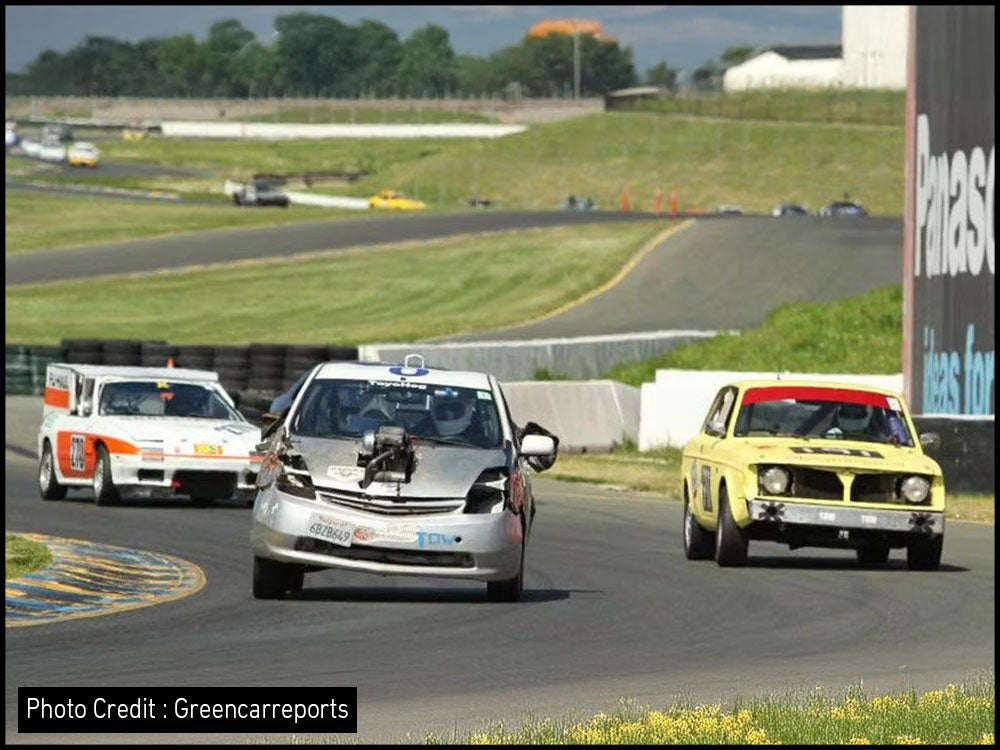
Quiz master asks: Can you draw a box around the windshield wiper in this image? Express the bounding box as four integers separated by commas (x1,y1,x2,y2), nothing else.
413,435,474,448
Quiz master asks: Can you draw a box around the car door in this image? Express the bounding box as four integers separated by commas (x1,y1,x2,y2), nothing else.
55,377,95,481
687,385,738,523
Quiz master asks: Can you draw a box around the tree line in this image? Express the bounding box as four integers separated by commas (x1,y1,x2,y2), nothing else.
4,13,690,99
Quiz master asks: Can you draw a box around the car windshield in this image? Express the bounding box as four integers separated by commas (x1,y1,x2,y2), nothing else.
290,378,503,449
732,386,913,446
98,380,240,420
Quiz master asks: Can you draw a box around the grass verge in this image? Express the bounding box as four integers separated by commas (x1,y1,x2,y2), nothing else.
427,677,994,745
4,189,355,254
5,221,665,344
605,285,903,386
229,104,498,124
90,111,902,216
5,532,52,579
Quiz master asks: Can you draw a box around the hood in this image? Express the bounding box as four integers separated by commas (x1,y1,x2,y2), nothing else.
291,435,507,498
104,417,260,453
740,438,941,475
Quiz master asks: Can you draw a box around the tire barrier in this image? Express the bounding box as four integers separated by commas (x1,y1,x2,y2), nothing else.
5,339,359,420
912,416,995,495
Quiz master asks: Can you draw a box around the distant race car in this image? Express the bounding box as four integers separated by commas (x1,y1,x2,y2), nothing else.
250,356,558,600
38,364,261,507
771,202,809,217
716,205,744,216
231,180,290,207
681,380,945,570
368,190,426,210
67,141,100,167
819,200,868,217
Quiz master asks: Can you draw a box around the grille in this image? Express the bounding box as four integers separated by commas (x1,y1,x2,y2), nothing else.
790,468,843,500
851,473,898,503
294,537,474,568
317,489,463,516
173,470,236,496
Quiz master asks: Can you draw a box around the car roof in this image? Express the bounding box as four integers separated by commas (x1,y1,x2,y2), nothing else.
50,364,219,382
312,360,492,390
729,379,903,398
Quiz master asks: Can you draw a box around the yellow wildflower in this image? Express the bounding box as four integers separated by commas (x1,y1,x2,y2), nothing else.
846,738,872,745
894,735,923,744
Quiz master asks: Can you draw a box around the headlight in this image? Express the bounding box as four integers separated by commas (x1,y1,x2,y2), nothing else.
899,475,930,504
759,466,791,495
276,470,316,500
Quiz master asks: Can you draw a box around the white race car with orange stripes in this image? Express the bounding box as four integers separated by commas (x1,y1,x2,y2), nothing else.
38,364,261,507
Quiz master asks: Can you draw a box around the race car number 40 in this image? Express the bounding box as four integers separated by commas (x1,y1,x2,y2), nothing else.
307,513,354,547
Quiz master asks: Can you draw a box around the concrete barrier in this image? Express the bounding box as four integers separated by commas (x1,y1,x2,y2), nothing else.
501,381,638,453
359,330,721,382
282,191,370,210
639,370,904,450
160,122,527,140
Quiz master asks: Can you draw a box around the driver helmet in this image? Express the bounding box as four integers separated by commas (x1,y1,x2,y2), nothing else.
433,398,474,436
837,403,872,432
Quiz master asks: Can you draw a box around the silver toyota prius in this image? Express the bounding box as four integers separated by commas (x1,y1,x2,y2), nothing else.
250,357,558,601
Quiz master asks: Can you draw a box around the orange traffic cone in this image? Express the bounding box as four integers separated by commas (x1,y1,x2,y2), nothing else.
654,188,662,215
621,185,631,212
166,357,175,368
669,188,678,218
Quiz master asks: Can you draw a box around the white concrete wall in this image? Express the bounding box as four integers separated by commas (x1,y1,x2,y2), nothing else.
160,122,526,139
639,369,905,450
724,53,843,91
501,380,639,453
842,5,909,89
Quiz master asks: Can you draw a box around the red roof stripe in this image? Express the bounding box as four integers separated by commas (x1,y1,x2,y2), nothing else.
742,386,892,408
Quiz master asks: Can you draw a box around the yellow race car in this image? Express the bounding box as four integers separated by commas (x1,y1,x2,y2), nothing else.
67,142,100,167
368,189,426,210
681,380,945,570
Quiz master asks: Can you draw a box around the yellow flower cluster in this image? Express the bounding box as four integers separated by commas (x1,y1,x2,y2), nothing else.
893,735,923,744
561,704,777,745
845,738,872,744
830,698,866,721
977,733,994,745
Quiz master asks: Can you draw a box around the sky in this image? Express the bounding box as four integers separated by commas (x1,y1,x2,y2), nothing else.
5,5,842,80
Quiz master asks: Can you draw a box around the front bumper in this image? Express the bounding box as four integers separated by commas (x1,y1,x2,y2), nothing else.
747,498,944,536
110,452,258,498
250,486,523,582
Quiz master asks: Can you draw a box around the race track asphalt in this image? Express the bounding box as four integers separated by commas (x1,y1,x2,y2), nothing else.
5,210,661,286
455,216,903,339
4,452,994,744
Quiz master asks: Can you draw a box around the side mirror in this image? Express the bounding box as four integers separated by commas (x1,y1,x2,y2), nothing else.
919,432,941,452
518,422,560,472
521,434,555,457
706,420,727,438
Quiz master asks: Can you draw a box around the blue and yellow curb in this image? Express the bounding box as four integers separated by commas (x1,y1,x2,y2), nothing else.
5,532,205,628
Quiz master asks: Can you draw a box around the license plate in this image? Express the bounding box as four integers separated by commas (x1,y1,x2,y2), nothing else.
306,513,354,547
194,443,223,456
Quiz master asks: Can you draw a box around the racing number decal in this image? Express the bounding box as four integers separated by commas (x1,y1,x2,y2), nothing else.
69,435,86,472
701,466,712,512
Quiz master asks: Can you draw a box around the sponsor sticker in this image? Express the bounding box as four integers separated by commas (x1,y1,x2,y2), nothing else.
477,390,493,401
861,514,878,525
193,443,223,456
819,511,837,522
887,397,901,412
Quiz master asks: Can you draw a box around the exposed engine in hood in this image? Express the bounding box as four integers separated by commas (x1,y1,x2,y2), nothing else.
357,426,415,488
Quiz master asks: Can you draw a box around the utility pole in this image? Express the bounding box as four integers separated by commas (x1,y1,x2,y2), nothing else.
573,30,581,99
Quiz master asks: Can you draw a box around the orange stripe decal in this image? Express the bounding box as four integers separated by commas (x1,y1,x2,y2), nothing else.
44,387,70,408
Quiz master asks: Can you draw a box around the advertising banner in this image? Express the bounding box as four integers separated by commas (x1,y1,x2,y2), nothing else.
904,6,995,415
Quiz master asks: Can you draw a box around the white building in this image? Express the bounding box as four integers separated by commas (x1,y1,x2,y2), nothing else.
723,6,909,91
723,46,843,91
841,5,908,88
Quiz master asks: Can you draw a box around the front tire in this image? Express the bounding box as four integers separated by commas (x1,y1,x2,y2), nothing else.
714,485,748,567
93,445,120,506
683,490,714,560
487,539,524,602
906,535,943,571
39,441,67,500
252,556,302,599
